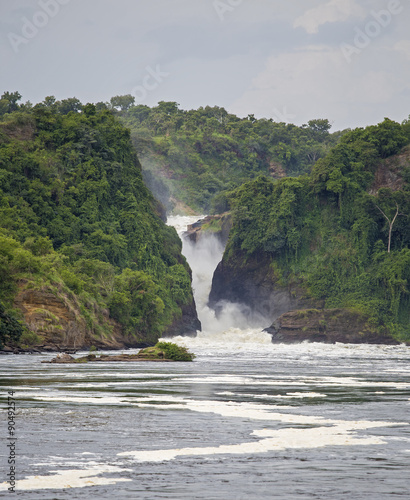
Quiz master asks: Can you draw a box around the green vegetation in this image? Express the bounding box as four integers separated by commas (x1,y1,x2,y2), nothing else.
113,99,340,213
0,302,25,348
45,341,195,362
154,341,195,361
1,90,409,347
224,118,410,341
0,92,195,347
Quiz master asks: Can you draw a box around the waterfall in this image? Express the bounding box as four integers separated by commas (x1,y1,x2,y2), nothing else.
167,215,272,346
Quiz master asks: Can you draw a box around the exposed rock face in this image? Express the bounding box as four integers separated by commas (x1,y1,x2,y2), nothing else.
162,300,201,338
14,285,200,350
209,250,319,322
14,288,95,348
266,309,401,345
269,161,286,179
209,250,400,345
369,145,409,195
184,213,232,245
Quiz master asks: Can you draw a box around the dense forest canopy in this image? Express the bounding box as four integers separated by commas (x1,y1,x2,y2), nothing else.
117,98,342,213
0,92,195,348
1,93,350,215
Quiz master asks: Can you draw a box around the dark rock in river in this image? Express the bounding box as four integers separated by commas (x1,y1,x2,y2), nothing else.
43,345,193,363
47,353,76,363
266,308,401,345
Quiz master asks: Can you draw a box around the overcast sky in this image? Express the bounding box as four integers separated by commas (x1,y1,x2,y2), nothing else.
1,0,409,130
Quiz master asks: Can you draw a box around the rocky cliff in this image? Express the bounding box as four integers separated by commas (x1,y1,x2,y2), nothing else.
12,284,199,352
265,309,400,345
162,300,201,339
208,250,404,344
209,249,319,321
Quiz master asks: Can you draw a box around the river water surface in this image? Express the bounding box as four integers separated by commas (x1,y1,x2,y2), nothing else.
1,217,409,499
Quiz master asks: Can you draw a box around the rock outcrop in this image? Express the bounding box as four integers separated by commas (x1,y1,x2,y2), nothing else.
369,145,409,195
208,250,402,345
266,308,401,345
162,300,201,338
184,213,232,245
42,343,195,363
42,352,175,363
209,250,319,321
13,285,200,351
269,161,286,179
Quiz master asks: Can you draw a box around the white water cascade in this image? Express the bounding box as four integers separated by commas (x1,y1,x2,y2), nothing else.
167,215,273,348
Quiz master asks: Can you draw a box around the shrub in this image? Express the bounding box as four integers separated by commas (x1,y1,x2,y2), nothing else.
155,341,195,361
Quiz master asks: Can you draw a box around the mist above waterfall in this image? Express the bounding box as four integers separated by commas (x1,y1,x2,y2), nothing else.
168,216,270,340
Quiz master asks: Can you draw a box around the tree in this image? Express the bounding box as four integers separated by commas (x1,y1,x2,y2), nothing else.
0,91,22,115
376,202,402,253
110,94,135,112
156,101,180,115
308,118,332,139
0,302,23,348
43,96,57,108
58,97,83,114
364,118,407,158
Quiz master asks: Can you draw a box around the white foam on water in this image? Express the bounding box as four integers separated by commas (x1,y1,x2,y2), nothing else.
17,394,123,405
235,392,328,400
171,374,410,389
0,465,131,491
119,396,408,462
169,328,274,351
134,397,406,426
384,368,410,373
118,428,388,463
305,376,410,389
168,215,206,235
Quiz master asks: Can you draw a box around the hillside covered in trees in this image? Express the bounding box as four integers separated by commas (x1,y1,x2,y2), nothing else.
1,91,409,348
210,118,410,342
112,97,342,213
0,92,199,350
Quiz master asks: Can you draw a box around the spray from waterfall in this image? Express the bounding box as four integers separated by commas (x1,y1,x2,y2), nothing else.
167,216,272,346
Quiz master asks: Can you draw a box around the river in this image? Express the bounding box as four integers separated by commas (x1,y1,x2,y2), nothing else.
1,216,409,499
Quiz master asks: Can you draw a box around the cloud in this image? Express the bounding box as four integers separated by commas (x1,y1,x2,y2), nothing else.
294,0,365,34
394,40,410,60
1,0,409,129
229,45,410,129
